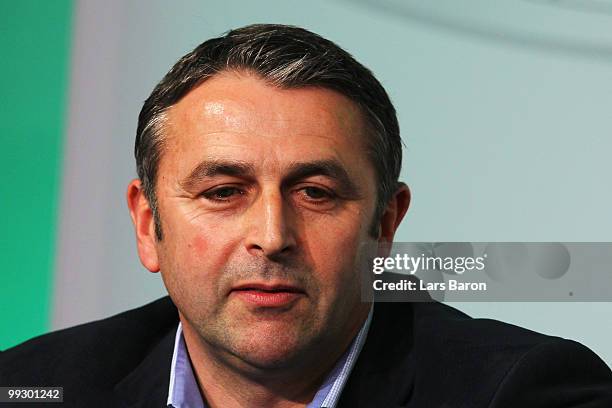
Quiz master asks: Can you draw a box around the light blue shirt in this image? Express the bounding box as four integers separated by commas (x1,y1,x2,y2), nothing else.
167,306,373,408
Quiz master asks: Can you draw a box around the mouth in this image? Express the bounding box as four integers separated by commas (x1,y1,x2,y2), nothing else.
230,283,305,308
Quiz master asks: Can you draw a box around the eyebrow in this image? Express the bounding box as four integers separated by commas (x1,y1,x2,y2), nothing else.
282,159,362,198
179,159,256,191
179,158,362,198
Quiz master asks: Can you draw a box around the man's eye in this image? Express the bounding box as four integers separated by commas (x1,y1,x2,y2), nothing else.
300,186,334,201
202,187,243,201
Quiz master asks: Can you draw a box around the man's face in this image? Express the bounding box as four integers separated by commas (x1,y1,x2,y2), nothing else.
151,72,379,370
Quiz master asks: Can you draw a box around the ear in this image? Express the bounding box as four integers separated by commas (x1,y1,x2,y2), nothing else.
126,179,160,272
378,182,411,244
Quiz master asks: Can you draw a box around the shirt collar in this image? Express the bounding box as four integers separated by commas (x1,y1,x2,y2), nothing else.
167,305,373,408
167,322,205,407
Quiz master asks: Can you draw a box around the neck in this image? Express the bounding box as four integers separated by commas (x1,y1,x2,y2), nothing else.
179,311,368,408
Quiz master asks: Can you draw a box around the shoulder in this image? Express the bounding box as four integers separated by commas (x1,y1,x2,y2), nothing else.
366,302,612,406
373,300,562,350
488,337,612,407
0,297,178,398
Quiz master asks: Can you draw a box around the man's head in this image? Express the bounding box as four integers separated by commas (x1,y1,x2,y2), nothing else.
127,24,409,375
134,24,404,241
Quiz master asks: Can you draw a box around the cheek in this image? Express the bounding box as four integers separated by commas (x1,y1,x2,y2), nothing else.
158,223,240,317
175,227,237,276
159,218,234,288
191,233,209,254
305,216,366,285
167,210,235,261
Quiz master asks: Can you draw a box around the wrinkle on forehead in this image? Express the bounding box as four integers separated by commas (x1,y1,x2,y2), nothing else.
168,72,366,143
201,99,255,134
159,73,374,188
204,101,224,115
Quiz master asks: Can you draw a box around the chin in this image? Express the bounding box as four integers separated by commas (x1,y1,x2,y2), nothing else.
239,349,301,370
230,327,314,370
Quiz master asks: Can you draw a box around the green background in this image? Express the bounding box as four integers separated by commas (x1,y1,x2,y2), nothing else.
0,0,73,349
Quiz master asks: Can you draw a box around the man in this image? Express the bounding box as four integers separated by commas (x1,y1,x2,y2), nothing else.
1,24,611,407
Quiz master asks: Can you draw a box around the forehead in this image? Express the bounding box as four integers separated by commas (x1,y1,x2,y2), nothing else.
161,71,373,179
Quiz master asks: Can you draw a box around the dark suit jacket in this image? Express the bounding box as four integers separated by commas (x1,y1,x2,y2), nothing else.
1,296,611,407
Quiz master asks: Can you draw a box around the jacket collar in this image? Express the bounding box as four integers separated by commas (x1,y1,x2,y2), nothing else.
336,301,417,408
114,324,176,407
112,288,422,408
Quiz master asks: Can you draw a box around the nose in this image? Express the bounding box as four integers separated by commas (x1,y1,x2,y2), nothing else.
244,188,296,258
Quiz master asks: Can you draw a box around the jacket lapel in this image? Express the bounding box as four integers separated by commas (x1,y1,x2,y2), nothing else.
113,323,177,408
337,302,417,408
